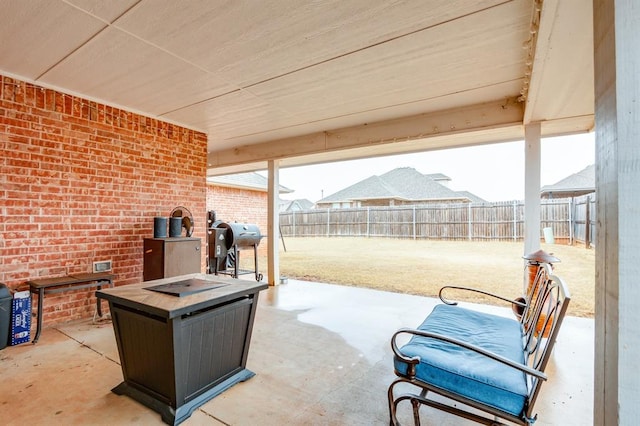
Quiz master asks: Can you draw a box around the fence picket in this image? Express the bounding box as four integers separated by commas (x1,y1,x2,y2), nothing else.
278,195,595,245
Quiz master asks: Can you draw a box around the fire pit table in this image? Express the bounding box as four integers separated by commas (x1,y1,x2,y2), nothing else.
96,273,267,425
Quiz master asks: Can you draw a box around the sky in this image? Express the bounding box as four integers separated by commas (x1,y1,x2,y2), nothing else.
272,133,595,203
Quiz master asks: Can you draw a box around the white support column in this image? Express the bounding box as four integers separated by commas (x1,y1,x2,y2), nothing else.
523,122,541,256
594,1,640,424
267,160,280,286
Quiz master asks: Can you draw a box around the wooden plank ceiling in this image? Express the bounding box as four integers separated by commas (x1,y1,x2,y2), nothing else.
0,0,593,175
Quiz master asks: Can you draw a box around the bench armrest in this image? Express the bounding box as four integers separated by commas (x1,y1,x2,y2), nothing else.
438,285,526,309
391,328,547,381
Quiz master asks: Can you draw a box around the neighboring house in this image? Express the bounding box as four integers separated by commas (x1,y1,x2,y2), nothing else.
315,167,485,209
280,198,315,212
454,190,488,204
425,173,452,187
206,173,292,255
540,164,595,199
207,172,293,194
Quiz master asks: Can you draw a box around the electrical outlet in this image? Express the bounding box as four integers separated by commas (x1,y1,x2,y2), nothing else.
93,260,112,273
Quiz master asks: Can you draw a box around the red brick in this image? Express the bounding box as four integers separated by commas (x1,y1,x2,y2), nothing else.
35,88,46,109
24,83,36,106
1,74,208,326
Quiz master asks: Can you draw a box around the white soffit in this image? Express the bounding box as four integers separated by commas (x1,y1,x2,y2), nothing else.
524,0,594,124
0,1,107,79
39,27,237,116
0,0,594,171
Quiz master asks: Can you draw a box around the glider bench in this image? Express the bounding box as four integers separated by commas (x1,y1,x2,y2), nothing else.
388,263,570,425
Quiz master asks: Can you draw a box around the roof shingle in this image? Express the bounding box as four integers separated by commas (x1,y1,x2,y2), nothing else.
541,164,595,193
319,167,483,203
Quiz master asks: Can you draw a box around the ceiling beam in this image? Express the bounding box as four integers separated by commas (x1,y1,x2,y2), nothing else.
207,97,524,170
523,0,558,124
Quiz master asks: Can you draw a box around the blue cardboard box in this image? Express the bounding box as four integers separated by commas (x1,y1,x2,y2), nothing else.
11,291,31,345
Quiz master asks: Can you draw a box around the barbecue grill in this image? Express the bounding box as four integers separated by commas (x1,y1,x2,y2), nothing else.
207,211,263,281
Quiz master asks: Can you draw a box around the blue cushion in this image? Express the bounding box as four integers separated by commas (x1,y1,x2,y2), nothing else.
394,304,528,416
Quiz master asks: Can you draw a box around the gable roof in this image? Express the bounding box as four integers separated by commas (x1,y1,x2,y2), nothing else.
207,172,293,193
426,173,451,182
280,199,315,212
540,164,595,197
454,191,487,204
318,167,483,203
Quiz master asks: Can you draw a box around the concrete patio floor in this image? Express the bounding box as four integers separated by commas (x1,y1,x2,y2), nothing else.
0,279,593,425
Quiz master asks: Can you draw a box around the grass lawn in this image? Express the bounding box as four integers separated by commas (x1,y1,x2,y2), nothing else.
271,237,594,318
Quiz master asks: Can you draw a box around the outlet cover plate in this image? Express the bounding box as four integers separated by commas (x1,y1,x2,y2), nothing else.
93,260,112,273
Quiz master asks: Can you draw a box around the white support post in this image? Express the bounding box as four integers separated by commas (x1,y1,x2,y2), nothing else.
523,122,541,256
594,1,640,424
267,160,280,286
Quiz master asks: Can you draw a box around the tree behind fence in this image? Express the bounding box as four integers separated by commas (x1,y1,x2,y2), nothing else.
279,194,596,246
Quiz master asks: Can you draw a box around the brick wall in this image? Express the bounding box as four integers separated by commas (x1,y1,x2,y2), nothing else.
0,75,207,326
205,184,269,260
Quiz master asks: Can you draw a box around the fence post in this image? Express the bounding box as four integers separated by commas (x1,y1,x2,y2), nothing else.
467,203,473,241
367,207,370,237
292,211,296,237
326,208,330,237
413,206,416,240
467,203,471,240
513,201,517,240
568,198,574,245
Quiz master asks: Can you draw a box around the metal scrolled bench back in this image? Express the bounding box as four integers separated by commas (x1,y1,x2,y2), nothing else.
388,263,571,425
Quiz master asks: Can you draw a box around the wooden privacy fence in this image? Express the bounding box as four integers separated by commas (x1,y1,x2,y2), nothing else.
279,194,596,246
572,194,596,247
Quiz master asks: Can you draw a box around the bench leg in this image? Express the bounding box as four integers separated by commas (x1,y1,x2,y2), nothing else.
32,288,44,344
97,283,103,317
96,280,113,318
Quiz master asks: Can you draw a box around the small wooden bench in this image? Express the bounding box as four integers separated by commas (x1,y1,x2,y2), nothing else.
388,263,570,425
27,272,116,343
